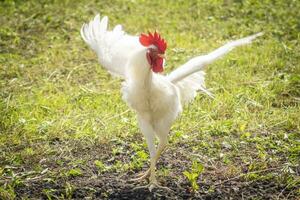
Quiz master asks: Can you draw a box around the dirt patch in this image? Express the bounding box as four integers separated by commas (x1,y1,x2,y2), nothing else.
14,172,298,199
7,139,298,199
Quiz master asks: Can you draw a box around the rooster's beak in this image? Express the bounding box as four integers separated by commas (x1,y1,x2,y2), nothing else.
158,53,165,59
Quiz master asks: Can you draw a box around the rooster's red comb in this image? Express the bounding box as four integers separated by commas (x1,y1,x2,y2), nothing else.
139,31,167,54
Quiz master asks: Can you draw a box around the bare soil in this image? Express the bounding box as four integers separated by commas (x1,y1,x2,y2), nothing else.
8,138,299,200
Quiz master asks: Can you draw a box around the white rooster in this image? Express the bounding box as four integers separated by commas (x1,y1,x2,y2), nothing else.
81,14,262,191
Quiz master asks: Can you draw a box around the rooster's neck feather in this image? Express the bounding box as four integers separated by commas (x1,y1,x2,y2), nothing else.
126,48,153,86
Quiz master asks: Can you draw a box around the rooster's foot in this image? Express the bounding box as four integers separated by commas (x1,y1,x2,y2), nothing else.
130,169,150,182
133,178,173,192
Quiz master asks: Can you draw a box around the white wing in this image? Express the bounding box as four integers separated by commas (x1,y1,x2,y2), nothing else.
176,71,213,104
81,14,142,78
169,32,263,104
168,32,263,83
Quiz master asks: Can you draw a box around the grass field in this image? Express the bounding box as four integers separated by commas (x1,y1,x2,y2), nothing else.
0,0,299,199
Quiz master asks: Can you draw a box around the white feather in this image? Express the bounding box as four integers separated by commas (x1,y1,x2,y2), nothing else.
80,14,142,78
167,32,263,103
176,71,213,104
167,32,264,83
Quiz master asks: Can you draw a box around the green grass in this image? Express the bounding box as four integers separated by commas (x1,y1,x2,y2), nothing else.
0,0,299,199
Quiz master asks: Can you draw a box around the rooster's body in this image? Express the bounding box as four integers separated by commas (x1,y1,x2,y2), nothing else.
81,14,262,190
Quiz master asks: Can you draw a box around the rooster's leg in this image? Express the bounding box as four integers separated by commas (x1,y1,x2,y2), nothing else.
134,136,171,192
148,136,168,190
130,116,156,182
131,141,167,182
145,122,174,192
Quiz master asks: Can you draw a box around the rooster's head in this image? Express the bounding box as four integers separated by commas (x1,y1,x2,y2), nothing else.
139,31,167,73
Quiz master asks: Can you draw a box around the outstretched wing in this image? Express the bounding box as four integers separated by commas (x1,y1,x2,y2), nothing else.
169,32,263,104
167,32,263,83
81,14,142,78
